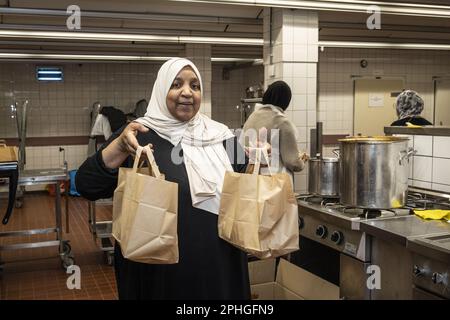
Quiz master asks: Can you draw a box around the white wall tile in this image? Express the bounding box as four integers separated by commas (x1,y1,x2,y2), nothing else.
431,183,450,193
412,180,432,189
318,48,450,136
433,136,450,158
413,156,432,182
307,110,317,126
409,157,414,179
406,135,414,149
293,111,307,126
293,63,307,77
292,94,307,110
432,157,450,185
413,135,433,156
294,173,307,193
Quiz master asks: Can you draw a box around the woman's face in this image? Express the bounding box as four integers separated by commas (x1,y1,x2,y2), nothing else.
166,66,201,122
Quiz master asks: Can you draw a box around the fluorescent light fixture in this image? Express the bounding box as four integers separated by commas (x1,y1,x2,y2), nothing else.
171,0,450,18
36,66,63,81
2,53,173,61
0,52,262,62
318,41,450,50
37,70,62,74
212,57,263,63
0,30,263,46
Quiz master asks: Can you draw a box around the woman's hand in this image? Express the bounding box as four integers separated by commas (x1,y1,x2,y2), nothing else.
116,122,151,156
101,122,152,169
299,152,310,162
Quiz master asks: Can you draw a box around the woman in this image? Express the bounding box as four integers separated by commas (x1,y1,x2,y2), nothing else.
76,58,250,300
391,89,432,126
242,81,308,180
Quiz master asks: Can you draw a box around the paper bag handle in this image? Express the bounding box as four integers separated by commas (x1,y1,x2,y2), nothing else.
133,145,162,178
246,147,273,176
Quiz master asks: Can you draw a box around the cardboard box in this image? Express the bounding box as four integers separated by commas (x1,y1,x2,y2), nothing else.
0,143,18,163
249,258,340,300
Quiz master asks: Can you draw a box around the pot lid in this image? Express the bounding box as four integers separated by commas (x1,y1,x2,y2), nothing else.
338,135,410,144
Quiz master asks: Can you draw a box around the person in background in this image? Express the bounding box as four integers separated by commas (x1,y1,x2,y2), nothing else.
126,99,149,121
391,89,432,126
76,58,250,300
241,80,309,181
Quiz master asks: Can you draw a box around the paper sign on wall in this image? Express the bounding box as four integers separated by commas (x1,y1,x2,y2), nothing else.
368,93,384,107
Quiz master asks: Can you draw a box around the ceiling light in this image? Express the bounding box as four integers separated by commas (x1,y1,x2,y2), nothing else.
0,30,263,46
171,0,450,18
0,52,263,62
318,41,450,50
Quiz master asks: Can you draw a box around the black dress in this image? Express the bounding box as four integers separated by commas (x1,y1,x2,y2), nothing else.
76,127,251,300
390,116,432,126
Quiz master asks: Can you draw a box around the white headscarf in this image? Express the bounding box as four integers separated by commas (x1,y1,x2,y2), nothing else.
135,58,234,215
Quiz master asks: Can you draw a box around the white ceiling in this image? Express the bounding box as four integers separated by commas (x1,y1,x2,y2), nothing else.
0,0,449,60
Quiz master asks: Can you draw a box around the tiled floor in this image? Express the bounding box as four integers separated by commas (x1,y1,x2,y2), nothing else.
0,192,118,300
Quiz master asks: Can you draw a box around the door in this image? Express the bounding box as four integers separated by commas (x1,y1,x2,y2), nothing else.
354,79,404,136
434,79,450,126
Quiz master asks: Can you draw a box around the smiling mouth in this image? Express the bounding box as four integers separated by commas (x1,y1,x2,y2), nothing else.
177,102,193,107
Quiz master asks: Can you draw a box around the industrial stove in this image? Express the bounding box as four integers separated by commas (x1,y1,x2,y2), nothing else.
291,190,450,300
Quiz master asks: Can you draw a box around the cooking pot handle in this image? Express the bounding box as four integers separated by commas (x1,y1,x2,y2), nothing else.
399,148,416,165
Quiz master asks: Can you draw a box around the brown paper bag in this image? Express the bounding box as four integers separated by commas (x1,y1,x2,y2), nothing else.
218,148,299,259
112,145,179,264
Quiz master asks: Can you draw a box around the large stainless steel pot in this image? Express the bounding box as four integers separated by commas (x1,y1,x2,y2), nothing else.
339,136,414,209
308,157,339,197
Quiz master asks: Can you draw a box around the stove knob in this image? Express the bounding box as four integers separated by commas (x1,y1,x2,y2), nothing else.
331,231,344,245
298,217,304,229
413,265,425,277
431,272,445,285
315,225,328,239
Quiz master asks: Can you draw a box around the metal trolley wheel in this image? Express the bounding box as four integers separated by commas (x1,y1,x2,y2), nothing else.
62,242,72,255
61,255,75,270
14,199,23,208
105,251,114,266
60,241,74,269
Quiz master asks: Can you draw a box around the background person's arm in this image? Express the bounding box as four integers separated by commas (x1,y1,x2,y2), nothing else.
279,120,307,172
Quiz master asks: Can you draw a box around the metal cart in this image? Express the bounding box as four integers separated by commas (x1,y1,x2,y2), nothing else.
88,199,114,265
0,167,74,270
86,105,114,265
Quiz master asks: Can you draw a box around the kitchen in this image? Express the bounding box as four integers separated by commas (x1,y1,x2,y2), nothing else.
0,0,450,301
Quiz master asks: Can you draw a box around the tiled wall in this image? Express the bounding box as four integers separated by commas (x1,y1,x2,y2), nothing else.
4,48,450,193
0,62,263,176
186,44,212,118
212,64,264,129
0,62,160,177
318,48,450,135
405,135,450,193
262,8,319,193
0,63,158,139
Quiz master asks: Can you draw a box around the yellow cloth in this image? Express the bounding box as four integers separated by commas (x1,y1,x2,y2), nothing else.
391,199,403,208
414,209,450,221
406,122,422,128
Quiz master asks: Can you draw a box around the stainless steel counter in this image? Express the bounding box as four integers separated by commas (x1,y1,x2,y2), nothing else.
384,126,450,136
408,233,450,264
360,215,450,246
297,200,360,230
19,168,67,185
